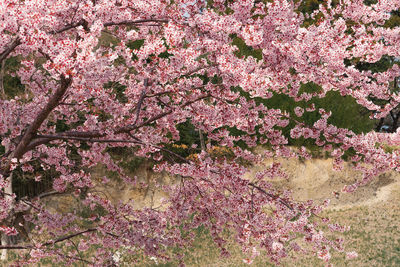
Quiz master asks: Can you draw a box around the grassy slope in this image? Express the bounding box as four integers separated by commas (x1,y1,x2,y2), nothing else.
140,158,400,267
4,158,400,267
143,186,400,267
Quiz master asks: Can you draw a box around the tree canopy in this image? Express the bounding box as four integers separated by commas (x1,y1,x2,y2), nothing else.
0,0,400,266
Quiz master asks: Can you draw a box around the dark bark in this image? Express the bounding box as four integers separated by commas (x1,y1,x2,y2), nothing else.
11,76,72,160
390,110,399,133
376,117,385,132
103,19,169,27
0,38,20,65
25,93,211,151
0,228,96,250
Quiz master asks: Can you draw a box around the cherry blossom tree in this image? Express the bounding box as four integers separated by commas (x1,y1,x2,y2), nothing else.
1,0,400,265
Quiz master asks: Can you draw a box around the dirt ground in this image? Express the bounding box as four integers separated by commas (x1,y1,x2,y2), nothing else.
94,155,400,267
93,156,400,267
7,154,400,267
218,157,400,267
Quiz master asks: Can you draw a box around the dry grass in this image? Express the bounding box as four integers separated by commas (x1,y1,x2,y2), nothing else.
140,158,400,267
3,158,400,267
138,185,400,267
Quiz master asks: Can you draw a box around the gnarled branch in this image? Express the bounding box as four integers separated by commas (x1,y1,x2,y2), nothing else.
0,38,20,64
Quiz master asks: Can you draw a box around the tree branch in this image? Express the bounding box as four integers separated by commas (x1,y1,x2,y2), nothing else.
35,135,142,144
248,182,293,210
0,38,20,64
145,91,174,98
0,228,96,250
43,228,96,246
133,78,149,126
11,75,72,160
117,93,211,133
0,59,5,99
36,190,65,199
25,93,211,151
103,19,169,27
54,251,94,265
48,19,88,34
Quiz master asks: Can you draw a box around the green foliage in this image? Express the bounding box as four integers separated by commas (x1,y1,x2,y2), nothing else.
11,164,55,200
0,143,4,156
126,39,145,61
107,146,148,175
162,120,201,161
226,29,375,154
231,34,262,61
55,119,70,133
364,0,378,5
384,10,400,28
176,120,200,149
229,81,375,153
104,81,128,103
78,204,105,228
297,0,323,14
259,88,374,144
354,55,396,74
296,0,340,27
127,39,145,50
3,56,25,98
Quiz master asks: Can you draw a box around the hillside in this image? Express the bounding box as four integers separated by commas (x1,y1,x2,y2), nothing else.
17,151,397,267
82,155,400,267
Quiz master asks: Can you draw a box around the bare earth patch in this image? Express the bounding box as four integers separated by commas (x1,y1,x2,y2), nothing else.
7,157,400,266
172,158,400,267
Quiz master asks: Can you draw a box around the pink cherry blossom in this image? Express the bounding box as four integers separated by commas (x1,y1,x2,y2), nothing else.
0,0,399,266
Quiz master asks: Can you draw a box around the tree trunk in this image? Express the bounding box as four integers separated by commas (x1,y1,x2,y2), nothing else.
375,117,384,132
0,60,5,99
1,138,14,261
1,60,13,260
199,129,205,152
1,173,13,261
390,111,399,133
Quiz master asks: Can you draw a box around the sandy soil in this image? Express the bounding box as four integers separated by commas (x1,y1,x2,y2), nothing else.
28,153,400,267
247,157,400,210
89,156,400,212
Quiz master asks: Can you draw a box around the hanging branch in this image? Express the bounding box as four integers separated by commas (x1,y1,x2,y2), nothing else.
0,228,96,250
133,78,149,126
11,75,72,160
0,38,20,65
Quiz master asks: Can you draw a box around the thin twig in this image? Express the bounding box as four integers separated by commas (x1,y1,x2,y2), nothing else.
248,182,293,210
0,228,96,250
103,19,169,27
133,79,149,126
35,135,142,144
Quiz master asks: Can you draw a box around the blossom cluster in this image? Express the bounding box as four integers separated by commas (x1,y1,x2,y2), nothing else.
0,0,399,266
